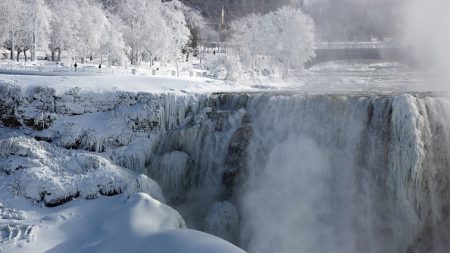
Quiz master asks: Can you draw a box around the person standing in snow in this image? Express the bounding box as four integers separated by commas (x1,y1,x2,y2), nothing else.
74,62,78,72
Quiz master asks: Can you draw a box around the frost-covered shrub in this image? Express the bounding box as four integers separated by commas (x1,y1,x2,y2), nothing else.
206,55,243,81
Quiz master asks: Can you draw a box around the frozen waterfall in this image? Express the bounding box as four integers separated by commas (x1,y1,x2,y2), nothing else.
150,92,450,253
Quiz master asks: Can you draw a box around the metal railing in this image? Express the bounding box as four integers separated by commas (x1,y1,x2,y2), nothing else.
0,63,136,75
0,63,207,78
315,41,394,50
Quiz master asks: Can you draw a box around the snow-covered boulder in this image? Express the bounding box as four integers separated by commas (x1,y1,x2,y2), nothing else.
107,229,246,253
101,193,186,236
125,174,165,203
0,137,163,206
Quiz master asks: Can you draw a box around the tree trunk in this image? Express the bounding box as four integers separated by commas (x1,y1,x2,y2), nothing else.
10,31,15,61
32,32,37,61
16,48,20,62
24,49,28,62
176,57,180,78
282,60,290,79
57,48,61,62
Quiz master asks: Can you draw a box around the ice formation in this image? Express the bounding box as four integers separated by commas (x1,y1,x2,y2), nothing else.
151,93,450,253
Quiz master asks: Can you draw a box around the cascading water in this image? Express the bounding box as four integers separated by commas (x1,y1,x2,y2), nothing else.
149,91,450,253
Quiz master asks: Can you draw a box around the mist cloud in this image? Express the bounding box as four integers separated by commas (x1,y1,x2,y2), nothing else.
400,0,450,71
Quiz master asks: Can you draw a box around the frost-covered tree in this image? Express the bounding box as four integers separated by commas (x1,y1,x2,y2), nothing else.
160,0,191,76
264,6,315,78
75,0,110,63
47,0,80,61
115,0,168,65
178,3,208,50
99,17,127,66
229,14,265,75
0,0,25,60
0,0,195,68
24,0,51,61
228,6,315,79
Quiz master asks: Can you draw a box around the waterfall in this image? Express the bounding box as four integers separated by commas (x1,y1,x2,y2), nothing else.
148,92,450,253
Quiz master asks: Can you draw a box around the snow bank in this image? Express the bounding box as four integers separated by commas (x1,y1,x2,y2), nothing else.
2,193,244,253
101,193,185,236
113,229,246,253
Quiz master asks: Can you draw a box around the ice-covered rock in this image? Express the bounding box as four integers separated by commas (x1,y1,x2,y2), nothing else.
0,137,162,207
125,174,165,203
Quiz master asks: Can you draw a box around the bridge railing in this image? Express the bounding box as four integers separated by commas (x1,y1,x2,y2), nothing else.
315,41,394,50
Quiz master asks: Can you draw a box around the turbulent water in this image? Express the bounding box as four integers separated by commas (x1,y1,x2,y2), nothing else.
148,61,450,253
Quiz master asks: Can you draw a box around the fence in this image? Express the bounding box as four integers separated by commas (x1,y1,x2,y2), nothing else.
0,63,206,77
315,41,394,50
0,63,138,75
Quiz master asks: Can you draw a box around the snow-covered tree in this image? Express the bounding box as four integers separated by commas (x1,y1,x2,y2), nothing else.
264,6,315,78
160,0,191,77
178,3,207,50
0,0,196,68
99,17,127,66
24,0,51,61
75,0,110,63
0,0,25,60
115,0,167,65
229,14,265,75
47,0,80,61
228,6,315,79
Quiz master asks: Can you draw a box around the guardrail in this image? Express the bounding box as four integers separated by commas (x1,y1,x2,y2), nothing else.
0,64,136,75
315,41,394,50
0,63,207,78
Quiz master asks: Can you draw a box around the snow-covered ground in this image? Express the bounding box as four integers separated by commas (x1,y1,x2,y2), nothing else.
1,59,445,95
0,73,254,95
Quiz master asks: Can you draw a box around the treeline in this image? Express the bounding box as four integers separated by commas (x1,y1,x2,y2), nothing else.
0,0,215,67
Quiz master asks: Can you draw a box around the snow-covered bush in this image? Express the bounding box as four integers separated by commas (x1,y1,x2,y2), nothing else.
206,55,244,81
